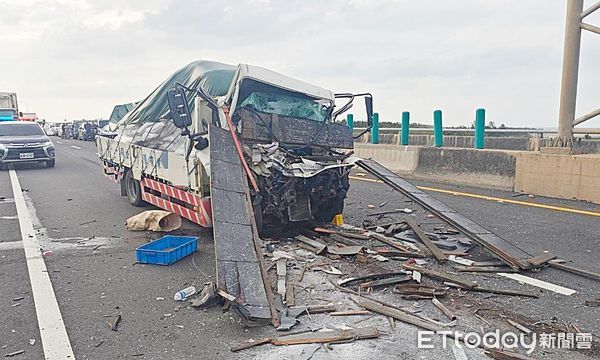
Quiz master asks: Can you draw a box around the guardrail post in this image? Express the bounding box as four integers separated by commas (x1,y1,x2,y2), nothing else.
474,108,485,149
371,112,379,144
433,110,443,147
347,113,354,131
401,111,410,145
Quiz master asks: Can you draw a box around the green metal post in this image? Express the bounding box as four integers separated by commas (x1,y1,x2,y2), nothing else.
401,111,410,145
474,108,485,149
433,110,443,147
371,112,379,144
347,113,354,131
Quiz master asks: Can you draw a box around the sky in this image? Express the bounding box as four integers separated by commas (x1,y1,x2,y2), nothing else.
1,0,598,128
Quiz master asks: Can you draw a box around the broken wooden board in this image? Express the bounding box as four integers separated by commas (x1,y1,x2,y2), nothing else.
393,284,449,297
359,275,412,289
527,252,556,266
329,233,362,246
356,159,532,269
330,310,371,316
327,244,363,256
271,327,380,346
402,264,478,289
404,217,447,263
548,261,600,281
369,233,412,252
338,271,409,288
295,235,327,254
350,294,440,332
446,283,539,298
210,125,272,322
454,265,517,273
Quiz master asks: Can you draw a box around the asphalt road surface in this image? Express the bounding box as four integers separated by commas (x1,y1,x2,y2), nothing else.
1,139,599,359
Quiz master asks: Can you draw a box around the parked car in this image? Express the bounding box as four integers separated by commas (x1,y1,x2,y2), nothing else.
0,121,55,169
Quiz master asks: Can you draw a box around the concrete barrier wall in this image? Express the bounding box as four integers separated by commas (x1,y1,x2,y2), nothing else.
515,153,600,203
354,143,600,204
357,133,529,151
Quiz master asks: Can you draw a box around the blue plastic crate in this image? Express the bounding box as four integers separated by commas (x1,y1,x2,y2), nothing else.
136,235,198,265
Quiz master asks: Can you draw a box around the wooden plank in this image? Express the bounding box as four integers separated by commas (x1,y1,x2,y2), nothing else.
431,298,456,321
271,327,379,346
454,265,517,273
527,252,556,266
359,275,412,289
446,283,539,298
350,295,440,332
277,259,287,299
295,235,327,254
329,233,361,246
369,233,411,252
404,217,447,263
402,264,478,289
330,310,371,316
548,261,600,281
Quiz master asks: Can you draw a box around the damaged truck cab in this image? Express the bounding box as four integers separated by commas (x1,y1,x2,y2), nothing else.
97,61,371,232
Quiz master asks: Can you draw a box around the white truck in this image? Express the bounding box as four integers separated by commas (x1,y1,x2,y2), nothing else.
96,61,373,231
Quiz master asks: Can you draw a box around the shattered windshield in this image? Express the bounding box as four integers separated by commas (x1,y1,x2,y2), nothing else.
239,91,330,122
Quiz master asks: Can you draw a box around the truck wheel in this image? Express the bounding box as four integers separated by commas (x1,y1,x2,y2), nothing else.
46,160,55,168
125,170,144,207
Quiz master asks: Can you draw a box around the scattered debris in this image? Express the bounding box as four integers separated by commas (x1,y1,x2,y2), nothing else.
431,298,456,321
584,299,600,307
108,315,121,331
277,259,287,299
4,350,25,357
295,235,327,255
402,264,478,289
506,319,532,335
28,339,34,346
191,283,219,308
327,244,363,256
174,286,197,301
79,219,97,226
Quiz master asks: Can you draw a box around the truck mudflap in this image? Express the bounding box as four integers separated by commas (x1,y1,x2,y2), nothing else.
355,159,532,270
209,124,278,325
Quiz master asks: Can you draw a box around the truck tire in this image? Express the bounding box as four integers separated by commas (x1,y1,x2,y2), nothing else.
46,160,55,168
125,170,144,207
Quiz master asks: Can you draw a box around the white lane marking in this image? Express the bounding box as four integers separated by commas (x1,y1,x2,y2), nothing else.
9,169,76,360
497,273,576,296
71,145,81,150
0,241,24,250
1,215,19,220
57,141,63,144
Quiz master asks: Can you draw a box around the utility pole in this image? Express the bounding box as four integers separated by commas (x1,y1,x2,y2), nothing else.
557,0,584,147
557,0,600,147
